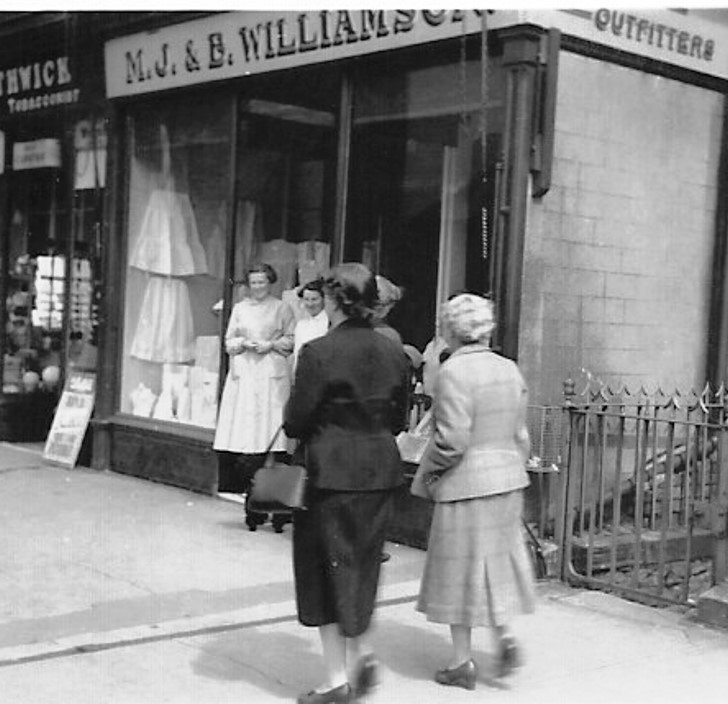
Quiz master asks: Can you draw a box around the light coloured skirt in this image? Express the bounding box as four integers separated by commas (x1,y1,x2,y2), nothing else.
213,352,290,454
417,490,535,627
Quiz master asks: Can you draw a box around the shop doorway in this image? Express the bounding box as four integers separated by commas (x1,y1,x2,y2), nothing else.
345,51,505,352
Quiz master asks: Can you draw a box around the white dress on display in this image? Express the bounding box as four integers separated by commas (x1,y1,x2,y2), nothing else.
129,189,207,276
213,296,295,454
129,186,206,363
130,277,195,363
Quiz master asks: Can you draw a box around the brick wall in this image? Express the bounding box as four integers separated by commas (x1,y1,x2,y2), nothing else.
520,52,723,404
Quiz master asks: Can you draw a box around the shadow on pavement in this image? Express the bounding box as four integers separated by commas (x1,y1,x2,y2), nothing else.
189,627,318,695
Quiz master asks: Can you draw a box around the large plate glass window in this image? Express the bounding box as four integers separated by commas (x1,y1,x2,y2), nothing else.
119,94,232,428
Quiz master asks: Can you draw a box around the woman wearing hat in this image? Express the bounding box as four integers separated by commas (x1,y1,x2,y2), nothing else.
411,293,535,690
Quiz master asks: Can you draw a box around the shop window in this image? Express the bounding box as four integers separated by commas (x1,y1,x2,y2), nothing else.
347,53,504,351
0,117,104,441
68,117,106,374
4,140,69,395
119,95,232,427
232,68,339,313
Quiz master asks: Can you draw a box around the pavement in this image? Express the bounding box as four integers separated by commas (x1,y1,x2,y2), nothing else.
1,441,727,704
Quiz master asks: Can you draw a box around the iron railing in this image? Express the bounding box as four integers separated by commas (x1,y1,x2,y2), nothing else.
557,382,728,607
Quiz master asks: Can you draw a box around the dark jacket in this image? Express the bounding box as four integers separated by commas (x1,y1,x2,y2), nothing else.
284,317,409,491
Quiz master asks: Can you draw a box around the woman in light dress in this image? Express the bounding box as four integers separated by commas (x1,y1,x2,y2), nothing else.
412,293,535,690
214,262,295,531
292,279,329,372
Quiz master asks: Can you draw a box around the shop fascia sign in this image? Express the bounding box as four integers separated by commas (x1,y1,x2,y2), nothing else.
520,8,726,79
106,9,493,97
106,8,728,99
0,55,80,116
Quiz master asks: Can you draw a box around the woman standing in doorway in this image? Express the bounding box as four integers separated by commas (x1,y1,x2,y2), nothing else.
411,293,535,690
285,263,409,704
214,262,295,531
292,279,329,372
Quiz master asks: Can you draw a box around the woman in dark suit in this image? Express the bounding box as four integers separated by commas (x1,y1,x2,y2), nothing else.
284,263,409,704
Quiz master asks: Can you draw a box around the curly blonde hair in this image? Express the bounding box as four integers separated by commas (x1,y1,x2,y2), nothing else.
440,294,495,344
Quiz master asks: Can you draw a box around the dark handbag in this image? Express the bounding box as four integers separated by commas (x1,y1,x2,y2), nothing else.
248,427,307,513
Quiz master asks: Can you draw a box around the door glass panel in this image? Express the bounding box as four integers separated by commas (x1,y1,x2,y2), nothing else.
67,116,106,375
347,53,505,351
232,66,339,313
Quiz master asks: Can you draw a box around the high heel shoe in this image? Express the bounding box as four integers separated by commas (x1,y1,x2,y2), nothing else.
296,683,353,704
496,635,521,678
434,659,477,690
352,652,379,697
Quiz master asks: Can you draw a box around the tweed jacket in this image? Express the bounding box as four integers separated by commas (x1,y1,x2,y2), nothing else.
284,317,409,491
411,344,530,502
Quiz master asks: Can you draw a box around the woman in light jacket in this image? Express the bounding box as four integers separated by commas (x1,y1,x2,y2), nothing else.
411,293,535,690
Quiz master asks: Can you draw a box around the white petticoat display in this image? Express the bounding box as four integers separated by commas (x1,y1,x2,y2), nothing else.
129,189,207,276
130,277,195,363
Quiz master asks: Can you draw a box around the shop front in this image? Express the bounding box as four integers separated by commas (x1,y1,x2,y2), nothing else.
94,10,539,495
0,19,107,443
94,9,728,548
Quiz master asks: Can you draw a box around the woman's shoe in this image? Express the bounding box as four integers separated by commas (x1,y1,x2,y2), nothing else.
496,635,521,678
352,653,379,697
434,659,477,690
296,683,353,704
245,511,266,532
272,515,287,533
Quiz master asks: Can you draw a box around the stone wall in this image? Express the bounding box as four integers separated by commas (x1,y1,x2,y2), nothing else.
520,52,723,404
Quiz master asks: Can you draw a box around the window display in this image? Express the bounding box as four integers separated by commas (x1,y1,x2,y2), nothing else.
3,162,70,395
120,96,232,427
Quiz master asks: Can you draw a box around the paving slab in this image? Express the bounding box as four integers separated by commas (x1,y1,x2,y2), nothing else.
1,442,727,704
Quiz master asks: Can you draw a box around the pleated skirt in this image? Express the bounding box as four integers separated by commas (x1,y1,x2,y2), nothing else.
293,488,394,638
417,490,535,627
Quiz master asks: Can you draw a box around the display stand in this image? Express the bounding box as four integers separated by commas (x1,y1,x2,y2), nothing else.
43,371,96,467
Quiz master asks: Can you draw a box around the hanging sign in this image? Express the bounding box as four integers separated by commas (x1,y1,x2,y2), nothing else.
43,371,96,468
74,118,108,190
13,139,62,170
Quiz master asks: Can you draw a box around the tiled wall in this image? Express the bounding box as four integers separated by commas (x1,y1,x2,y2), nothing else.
520,52,723,404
